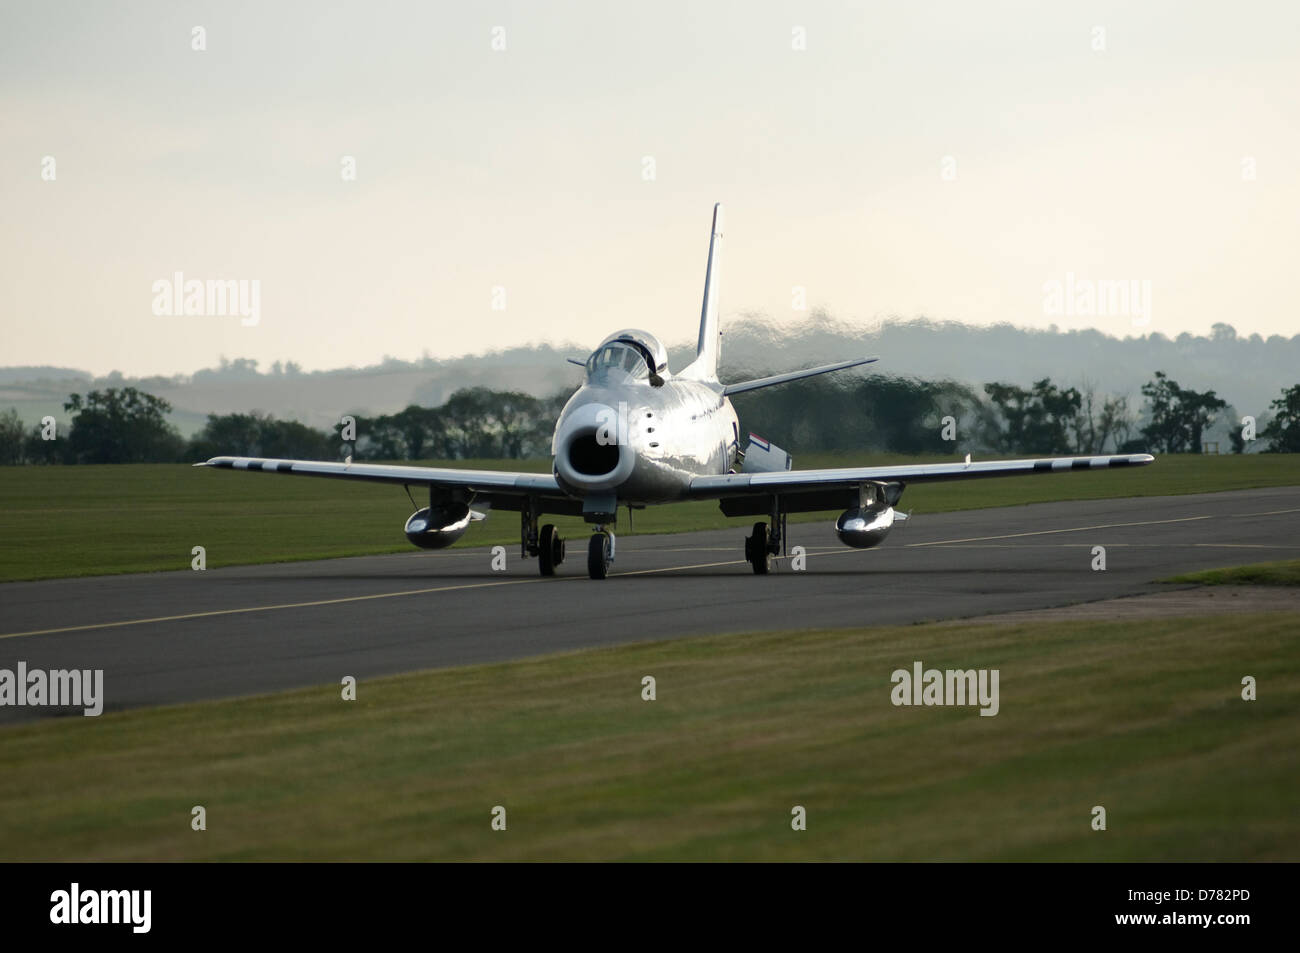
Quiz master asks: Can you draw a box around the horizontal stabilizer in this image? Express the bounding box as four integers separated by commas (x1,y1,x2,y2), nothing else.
722,356,878,396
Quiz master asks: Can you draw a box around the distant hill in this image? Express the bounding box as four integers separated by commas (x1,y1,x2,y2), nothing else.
717,314,1297,411
4,317,1296,440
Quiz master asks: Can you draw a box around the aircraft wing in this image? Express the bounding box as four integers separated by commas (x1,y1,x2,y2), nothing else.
689,453,1155,514
195,456,575,512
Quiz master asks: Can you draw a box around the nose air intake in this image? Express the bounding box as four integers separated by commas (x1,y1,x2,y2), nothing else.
567,434,621,476
554,403,637,494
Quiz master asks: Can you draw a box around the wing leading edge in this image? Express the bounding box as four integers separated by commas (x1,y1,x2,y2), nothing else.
690,452,1155,511
196,456,572,511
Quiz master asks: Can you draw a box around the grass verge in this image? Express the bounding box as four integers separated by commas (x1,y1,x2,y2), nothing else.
1,612,1295,861
1164,559,1300,587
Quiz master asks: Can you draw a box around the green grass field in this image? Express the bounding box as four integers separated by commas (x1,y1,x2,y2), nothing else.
1165,558,1300,587
0,612,1294,861
1,453,1297,582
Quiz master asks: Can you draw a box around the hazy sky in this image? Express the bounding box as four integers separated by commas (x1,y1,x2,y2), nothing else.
3,0,1297,376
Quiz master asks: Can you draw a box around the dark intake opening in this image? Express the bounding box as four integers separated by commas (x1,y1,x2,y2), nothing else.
568,434,620,476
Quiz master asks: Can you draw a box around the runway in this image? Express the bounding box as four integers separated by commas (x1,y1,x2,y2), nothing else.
2,486,1299,722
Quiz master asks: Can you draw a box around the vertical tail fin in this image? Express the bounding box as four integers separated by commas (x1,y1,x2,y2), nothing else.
682,203,723,381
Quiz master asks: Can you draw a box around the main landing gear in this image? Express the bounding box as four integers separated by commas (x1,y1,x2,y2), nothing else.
743,498,787,575
539,524,565,576
587,527,615,580
522,506,565,577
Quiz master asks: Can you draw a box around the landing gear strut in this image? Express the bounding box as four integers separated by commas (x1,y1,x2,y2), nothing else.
522,503,565,577
744,497,786,575
587,527,615,580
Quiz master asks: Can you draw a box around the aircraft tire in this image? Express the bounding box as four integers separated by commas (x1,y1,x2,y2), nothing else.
587,532,610,580
540,524,558,576
747,522,770,575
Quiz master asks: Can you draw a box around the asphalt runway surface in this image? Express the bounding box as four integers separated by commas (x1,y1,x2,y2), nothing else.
3,486,1298,722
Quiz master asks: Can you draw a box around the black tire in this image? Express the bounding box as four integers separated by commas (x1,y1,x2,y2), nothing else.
587,533,609,580
539,524,558,576
747,522,770,575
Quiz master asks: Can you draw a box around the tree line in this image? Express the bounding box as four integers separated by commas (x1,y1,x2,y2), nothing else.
0,386,569,465
2,375,1298,465
730,373,1298,456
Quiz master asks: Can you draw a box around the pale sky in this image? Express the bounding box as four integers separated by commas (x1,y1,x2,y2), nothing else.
2,0,1297,377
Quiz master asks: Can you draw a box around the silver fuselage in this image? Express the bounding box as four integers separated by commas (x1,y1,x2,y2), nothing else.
551,369,740,505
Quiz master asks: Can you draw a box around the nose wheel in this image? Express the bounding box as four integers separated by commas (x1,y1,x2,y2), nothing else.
587,528,615,579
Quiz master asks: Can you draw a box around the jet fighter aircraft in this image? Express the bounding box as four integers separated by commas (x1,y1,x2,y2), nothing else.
198,204,1154,578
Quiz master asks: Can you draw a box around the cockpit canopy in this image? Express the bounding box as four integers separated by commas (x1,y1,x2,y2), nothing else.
584,329,669,383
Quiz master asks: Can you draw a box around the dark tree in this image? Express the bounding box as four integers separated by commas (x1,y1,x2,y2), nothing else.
440,388,497,459
332,413,403,461
1260,383,1300,452
389,405,446,460
187,412,265,459
189,411,334,461
257,418,334,459
64,388,185,463
1138,372,1228,453
983,379,1082,454
489,391,543,458
23,419,66,464
0,409,25,464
